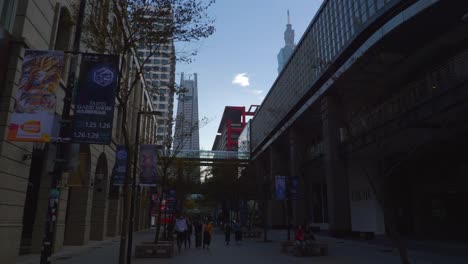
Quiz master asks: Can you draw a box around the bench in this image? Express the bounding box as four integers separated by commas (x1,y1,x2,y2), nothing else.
242,231,262,238
135,241,174,258
282,240,328,257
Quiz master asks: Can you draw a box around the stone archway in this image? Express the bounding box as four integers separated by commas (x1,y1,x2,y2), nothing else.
90,153,109,240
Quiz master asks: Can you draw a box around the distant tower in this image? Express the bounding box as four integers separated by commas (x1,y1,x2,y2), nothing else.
174,73,200,151
277,10,296,74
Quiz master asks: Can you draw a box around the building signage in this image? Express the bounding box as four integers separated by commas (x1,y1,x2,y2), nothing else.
139,144,158,186
8,50,64,142
112,145,128,186
275,175,286,200
72,53,119,144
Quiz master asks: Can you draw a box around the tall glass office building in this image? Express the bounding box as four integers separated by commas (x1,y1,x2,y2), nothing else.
174,73,200,151
138,42,176,145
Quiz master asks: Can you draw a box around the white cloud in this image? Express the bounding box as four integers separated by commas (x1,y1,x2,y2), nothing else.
250,89,263,95
232,73,250,87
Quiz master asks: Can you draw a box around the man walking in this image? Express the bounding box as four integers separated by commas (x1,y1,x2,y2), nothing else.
175,214,188,253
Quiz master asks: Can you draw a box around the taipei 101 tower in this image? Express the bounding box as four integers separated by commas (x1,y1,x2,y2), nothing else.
277,10,296,74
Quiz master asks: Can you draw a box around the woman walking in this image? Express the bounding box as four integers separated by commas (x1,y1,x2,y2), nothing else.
203,221,214,249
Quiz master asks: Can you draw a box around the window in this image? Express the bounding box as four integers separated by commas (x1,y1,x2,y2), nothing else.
161,67,168,72
154,59,160,64
0,0,16,31
160,96,166,101
159,104,166,109
157,127,164,133
153,66,160,71
152,73,159,79
160,74,168,79
152,80,158,87
162,59,169,65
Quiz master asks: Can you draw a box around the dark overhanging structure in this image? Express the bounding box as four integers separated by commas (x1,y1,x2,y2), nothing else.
249,0,468,240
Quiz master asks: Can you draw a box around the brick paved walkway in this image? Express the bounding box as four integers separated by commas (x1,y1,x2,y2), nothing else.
17,229,467,264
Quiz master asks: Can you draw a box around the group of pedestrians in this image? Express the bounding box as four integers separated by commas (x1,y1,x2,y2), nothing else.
223,219,242,245
174,214,214,252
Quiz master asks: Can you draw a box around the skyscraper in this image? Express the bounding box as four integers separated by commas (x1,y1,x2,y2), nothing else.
138,42,176,145
174,73,199,151
277,10,296,74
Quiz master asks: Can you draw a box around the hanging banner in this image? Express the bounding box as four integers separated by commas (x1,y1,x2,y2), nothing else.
8,50,64,142
275,175,286,200
139,144,158,186
72,53,119,144
290,176,300,200
112,145,128,186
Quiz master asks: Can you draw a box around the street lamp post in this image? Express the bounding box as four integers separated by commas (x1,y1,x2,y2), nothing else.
127,110,161,264
39,1,87,263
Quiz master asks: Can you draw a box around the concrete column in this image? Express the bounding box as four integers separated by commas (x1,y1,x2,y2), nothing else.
90,183,109,240
106,198,120,237
288,128,307,226
321,96,351,235
64,186,93,245
269,145,289,228
347,158,385,235
134,191,141,231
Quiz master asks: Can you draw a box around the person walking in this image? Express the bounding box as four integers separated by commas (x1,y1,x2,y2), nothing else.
224,221,232,245
185,216,192,248
203,221,214,249
174,214,188,253
194,218,203,248
233,219,242,245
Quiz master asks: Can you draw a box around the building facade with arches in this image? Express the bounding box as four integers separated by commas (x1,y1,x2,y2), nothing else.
0,1,156,263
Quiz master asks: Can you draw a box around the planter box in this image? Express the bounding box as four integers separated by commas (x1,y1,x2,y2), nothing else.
135,241,174,258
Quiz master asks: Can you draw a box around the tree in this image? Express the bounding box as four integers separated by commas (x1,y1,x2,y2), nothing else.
78,0,215,262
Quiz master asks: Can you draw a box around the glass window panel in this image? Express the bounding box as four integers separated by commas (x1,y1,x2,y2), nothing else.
377,0,385,10
368,0,376,17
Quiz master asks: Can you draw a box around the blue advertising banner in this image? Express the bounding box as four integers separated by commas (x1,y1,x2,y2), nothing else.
139,144,158,186
112,145,128,186
72,53,119,144
290,176,299,200
275,175,286,200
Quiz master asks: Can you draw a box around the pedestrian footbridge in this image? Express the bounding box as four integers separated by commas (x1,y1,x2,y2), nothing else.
160,150,249,166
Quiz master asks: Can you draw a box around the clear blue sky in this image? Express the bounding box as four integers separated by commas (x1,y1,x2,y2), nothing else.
175,0,323,150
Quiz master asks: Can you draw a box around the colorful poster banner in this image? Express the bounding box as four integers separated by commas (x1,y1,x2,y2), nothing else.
112,145,128,186
8,50,64,142
139,144,158,186
275,175,286,200
72,53,119,144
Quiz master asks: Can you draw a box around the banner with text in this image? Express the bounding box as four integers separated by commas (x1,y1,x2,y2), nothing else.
275,175,286,200
72,53,119,144
139,144,158,186
112,145,128,186
8,50,64,142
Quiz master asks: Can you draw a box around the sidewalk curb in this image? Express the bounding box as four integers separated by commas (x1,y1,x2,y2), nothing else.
16,238,119,264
